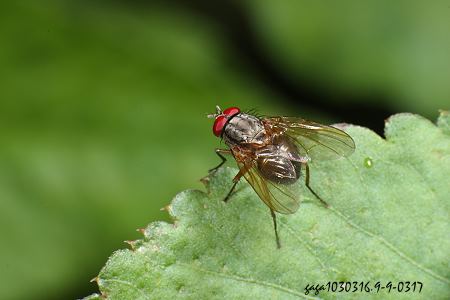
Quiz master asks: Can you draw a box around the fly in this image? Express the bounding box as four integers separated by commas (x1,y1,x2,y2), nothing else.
208,106,355,248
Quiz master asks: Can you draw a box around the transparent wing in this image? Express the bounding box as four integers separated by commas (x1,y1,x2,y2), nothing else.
237,160,300,215
264,117,355,161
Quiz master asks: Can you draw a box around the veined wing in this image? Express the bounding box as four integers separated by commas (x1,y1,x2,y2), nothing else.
237,160,300,215
264,117,355,161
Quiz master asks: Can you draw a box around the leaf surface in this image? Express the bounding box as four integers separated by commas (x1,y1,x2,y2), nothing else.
87,112,450,299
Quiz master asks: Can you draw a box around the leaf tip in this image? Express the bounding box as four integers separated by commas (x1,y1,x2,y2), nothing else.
200,174,210,187
83,293,105,300
160,204,172,212
384,112,437,140
384,112,415,125
124,240,138,250
437,109,450,134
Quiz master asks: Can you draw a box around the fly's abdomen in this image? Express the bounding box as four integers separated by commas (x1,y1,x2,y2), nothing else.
257,156,301,185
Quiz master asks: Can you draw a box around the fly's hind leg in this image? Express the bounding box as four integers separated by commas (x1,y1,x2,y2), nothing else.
304,163,329,207
270,209,281,249
209,148,232,173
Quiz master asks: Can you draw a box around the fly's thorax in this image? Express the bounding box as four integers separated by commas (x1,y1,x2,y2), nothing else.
222,113,267,147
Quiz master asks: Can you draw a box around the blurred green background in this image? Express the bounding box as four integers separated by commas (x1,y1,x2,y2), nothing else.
0,1,448,299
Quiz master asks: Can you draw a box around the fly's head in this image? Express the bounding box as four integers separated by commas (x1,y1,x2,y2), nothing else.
208,105,240,137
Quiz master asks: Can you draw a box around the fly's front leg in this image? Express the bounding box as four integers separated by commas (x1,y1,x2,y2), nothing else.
209,148,232,173
304,163,329,207
223,181,239,203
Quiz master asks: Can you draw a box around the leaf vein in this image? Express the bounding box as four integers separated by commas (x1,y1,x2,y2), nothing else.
279,219,330,274
329,206,450,284
179,262,321,299
99,278,151,300
344,159,449,283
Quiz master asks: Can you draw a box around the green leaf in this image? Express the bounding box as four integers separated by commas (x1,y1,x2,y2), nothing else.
86,112,450,299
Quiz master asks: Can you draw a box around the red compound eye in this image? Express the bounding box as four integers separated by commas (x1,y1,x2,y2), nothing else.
213,115,227,137
223,107,240,117
212,106,240,137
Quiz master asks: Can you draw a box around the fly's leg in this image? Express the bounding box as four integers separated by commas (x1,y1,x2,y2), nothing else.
209,148,231,173
223,162,250,202
304,163,329,207
270,209,281,249
223,181,239,203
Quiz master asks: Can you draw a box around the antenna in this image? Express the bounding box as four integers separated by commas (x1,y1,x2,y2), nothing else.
207,105,222,118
